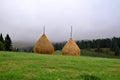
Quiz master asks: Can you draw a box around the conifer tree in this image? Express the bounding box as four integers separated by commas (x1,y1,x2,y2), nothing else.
5,34,12,51
0,33,4,43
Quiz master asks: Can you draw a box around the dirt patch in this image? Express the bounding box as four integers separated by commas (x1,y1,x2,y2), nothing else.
43,68,57,72
24,72,36,79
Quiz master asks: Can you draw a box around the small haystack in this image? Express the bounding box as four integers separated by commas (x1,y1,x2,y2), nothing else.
62,27,80,56
33,27,54,54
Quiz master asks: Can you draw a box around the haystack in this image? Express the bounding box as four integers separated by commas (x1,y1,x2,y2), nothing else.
62,38,80,56
62,26,80,56
33,34,54,54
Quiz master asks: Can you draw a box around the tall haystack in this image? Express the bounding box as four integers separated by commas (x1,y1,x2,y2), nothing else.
33,27,54,54
62,27,80,56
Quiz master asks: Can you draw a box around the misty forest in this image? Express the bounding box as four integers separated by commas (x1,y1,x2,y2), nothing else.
0,33,120,56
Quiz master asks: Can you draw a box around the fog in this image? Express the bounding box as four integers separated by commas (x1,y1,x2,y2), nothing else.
0,0,120,43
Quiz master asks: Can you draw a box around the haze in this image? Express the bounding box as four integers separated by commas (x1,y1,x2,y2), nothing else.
0,0,120,43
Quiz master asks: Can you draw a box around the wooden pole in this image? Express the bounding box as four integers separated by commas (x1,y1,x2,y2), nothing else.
70,26,72,38
43,26,45,34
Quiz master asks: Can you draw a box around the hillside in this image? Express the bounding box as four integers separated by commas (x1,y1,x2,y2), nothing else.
0,51,120,80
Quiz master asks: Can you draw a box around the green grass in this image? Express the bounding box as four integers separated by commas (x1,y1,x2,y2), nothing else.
81,50,120,59
0,51,120,80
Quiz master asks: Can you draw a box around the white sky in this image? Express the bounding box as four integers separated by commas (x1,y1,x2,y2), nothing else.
0,0,120,42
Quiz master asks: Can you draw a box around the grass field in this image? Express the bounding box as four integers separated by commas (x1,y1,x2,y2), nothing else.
0,51,120,80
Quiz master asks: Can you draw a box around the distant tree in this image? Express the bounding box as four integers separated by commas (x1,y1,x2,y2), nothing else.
110,37,117,51
105,39,111,48
76,41,80,47
4,34,12,51
87,40,93,49
118,37,120,48
53,43,59,50
0,41,5,50
80,40,86,49
0,33,4,43
53,42,66,50
92,40,97,48
115,46,120,56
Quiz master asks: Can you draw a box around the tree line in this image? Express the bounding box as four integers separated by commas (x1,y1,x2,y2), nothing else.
0,32,120,56
0,33,12,51
53,37,120,56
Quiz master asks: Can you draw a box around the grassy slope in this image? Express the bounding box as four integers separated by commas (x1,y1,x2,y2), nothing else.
0,51,120,80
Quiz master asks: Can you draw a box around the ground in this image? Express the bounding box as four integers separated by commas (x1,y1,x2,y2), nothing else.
0,51,120,80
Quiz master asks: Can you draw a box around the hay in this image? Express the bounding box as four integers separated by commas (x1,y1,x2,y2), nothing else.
33,34,54,54
62,38,80,56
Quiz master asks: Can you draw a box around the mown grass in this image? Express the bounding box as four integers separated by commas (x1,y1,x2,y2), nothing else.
0,51,120,80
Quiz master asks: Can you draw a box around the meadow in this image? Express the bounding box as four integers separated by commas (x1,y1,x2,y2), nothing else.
0,51,120,80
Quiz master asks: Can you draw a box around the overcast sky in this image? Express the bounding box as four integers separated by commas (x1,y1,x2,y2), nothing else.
0,0,120,42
